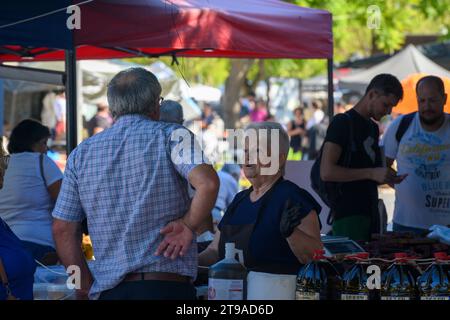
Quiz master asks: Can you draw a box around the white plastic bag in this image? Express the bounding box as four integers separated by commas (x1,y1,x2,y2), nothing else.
33,266,75,300
427,225,450,245
247,271,297,300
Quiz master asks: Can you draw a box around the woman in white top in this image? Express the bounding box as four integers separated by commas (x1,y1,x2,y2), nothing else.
0,119,63,262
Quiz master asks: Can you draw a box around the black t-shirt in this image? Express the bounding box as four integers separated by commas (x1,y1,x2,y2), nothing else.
289,120,305,152
324,109,381,219
218,179,321,274
87,115,112,137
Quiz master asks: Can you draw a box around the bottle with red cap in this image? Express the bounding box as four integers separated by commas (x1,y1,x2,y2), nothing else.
341,253,380,300
417,252,450,300
296,249,342,300
381,253,421,300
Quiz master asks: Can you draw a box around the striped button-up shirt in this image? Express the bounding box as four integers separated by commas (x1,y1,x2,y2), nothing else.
53,115,205,299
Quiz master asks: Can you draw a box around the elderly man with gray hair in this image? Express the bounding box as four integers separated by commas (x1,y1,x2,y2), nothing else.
52,67,219,300
160,99,184,125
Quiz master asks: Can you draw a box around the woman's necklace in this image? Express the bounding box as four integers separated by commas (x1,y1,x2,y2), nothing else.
250,178,279,202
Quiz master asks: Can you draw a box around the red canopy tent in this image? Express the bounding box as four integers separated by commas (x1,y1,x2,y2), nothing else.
0,0,333,152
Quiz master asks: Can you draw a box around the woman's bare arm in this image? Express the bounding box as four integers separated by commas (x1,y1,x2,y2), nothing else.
47,179,62,202
286,210,323,264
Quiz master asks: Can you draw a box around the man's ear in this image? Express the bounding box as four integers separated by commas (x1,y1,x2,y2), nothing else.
367,89,377,100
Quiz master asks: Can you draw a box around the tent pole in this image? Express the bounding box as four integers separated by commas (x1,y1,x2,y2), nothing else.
9,92,17,128
327,58,334,119
76,62,83,145
65,49,77,155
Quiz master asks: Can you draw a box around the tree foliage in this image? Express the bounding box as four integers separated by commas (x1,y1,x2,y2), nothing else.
130,0,448,86
128,1,449,127
127,56,229,87
293,0,448,58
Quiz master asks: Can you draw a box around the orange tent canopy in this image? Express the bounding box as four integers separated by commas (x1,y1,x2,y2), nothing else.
394,73,450,115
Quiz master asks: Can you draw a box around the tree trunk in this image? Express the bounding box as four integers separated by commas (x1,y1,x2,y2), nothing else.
370,29,378,56
265,78,271,109
223,59,254,128
249,59,265,94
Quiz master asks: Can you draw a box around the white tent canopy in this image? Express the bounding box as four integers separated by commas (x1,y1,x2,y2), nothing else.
1,60,202,121
189,85,222,103
339,45,450,92
0,65,64,90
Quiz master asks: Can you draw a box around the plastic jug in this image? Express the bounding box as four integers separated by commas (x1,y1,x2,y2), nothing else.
208,243,247,300
341,253,379,300
296,249,342,300
381,253,421,300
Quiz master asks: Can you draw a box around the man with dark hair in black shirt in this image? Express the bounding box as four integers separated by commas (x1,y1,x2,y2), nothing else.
320,74,407,241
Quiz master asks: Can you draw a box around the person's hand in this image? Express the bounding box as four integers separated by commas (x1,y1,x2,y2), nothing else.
154,219,194,260
387,174,407,188
370,167,408,185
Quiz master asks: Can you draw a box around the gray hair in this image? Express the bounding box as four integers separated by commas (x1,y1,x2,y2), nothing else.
244,121,290,156
160,100,184,125
244,122,290,175
107,67,161,118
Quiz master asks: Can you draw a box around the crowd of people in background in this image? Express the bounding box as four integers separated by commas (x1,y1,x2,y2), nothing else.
183,91,350,165
232,90,411,163
41,90,66,142
34,87,356,169
239,94,336,161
